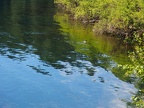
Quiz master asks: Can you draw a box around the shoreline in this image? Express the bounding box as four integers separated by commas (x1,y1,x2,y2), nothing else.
55,1,144,42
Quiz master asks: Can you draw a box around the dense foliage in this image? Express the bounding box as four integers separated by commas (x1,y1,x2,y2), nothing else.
120,33,144,107
55,0,144,37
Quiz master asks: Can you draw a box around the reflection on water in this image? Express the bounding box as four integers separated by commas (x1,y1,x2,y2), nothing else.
0,0,137,108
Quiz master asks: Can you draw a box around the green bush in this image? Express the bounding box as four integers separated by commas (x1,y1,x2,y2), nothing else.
121,33,144,81
119,33,144,107
55,0,144,37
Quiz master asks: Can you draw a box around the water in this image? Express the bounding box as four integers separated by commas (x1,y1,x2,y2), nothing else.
0,0,137,108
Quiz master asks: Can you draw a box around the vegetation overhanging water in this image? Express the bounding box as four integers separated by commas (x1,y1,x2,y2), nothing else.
55,0,144,107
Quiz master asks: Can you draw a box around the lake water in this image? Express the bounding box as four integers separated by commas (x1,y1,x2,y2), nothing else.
0,0,137,108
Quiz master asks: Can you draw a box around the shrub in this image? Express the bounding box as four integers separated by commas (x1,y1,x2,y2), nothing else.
55,0,144,38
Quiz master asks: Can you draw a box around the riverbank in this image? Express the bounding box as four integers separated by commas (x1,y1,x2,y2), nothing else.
54,1,144,107
54,0,144,40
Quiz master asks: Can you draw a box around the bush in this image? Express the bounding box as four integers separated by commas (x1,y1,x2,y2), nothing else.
119,33,144,107
55,0,144,38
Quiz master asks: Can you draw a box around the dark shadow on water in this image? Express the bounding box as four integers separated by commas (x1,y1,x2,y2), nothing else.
0,0,76,75
0,0,106,78
0,0,133,82
0,0,132,79
0,0,101,76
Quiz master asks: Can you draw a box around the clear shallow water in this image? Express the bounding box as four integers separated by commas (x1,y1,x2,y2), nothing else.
0,0,137,108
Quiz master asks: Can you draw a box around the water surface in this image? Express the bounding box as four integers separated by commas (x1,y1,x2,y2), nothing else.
0,0,137,108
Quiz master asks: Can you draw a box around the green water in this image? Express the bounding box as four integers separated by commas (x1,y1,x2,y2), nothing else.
0,0,137,108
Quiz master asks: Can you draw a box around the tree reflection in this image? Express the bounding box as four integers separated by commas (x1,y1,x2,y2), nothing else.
0,0,74,75
0,0,132,80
